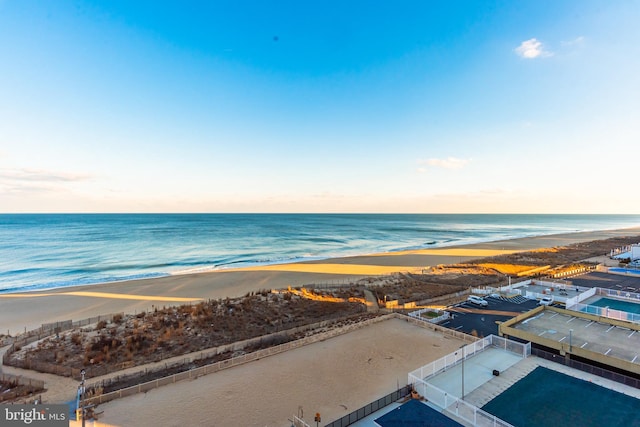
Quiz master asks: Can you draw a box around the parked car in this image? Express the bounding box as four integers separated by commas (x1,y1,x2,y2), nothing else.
539,296,554,306
467,295,488,307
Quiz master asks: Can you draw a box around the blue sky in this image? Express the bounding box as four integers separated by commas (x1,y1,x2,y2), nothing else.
1,1,639,213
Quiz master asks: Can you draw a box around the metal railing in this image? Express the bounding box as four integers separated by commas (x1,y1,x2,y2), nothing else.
408,340,489,383
566,287,640,323
598,287,640,302
413,381,514,427
531,347,640,389
407,335,528,384
323,385,412,427
565,303,640,324
407,335,528,427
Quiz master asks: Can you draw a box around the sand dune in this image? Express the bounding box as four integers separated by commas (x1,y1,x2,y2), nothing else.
1,227,638,335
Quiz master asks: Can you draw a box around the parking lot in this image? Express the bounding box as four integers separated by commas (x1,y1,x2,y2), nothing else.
571,272,640,293
509,309,640,366
440,296,539,338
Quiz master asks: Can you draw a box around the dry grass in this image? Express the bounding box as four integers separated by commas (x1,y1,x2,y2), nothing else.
10,290,366,374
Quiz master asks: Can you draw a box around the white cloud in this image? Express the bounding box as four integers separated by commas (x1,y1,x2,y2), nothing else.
0,168,90,183
562,36,585,47
418,157,470,171
515,38,552,59
0,168,92,195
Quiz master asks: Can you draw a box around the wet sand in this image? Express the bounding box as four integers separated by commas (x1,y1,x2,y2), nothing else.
1,227,639,335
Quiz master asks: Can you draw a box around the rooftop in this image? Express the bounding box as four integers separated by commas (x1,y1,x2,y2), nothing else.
500,306,640,375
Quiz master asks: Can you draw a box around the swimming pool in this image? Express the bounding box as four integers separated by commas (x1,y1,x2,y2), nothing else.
588,296,640,315
609,267,640,276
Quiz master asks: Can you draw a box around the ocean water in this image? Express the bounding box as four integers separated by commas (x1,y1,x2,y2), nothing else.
1,214,639,293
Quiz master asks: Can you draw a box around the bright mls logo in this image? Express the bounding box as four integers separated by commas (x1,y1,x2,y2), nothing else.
2,405,68,426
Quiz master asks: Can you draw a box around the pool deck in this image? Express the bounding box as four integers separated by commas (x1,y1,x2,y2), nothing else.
349,348,640,427
500,306,640,375
425,347,523,400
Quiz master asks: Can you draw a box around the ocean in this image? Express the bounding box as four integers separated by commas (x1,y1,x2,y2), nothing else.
1,214,639,293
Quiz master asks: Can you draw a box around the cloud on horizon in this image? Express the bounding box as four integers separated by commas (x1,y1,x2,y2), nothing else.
0,168,91,183
0,168,92,194
515,38,552,59
417,157,470,172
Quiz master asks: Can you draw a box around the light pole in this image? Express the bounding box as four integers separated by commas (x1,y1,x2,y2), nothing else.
459,344,465,400
80,369,86,427
569,329,573,354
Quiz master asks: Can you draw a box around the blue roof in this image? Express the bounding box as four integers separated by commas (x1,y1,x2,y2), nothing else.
374,399,463,427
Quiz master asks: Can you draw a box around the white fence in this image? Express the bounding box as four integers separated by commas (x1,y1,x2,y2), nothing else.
566,287,640,324
408,335,528,427
523,290,568,305
408,308,450,324
471,279,532,296
413,381,514,427
531,279,572,290
570,303,640,324
565,286,596,308
598,287,640,302
408,335,530,383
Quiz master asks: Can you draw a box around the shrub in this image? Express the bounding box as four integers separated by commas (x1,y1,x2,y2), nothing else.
96,320,107,330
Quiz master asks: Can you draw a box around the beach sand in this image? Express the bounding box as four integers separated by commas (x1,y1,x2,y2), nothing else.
97,317,465,427
1,227,639,335
2,227,640,427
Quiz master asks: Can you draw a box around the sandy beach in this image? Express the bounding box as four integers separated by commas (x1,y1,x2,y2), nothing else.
1,226,639,427
1,227,639,336
97,317,466,427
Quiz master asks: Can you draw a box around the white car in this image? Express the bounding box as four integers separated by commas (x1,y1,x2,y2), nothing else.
539,296,554,306
467,295,488,307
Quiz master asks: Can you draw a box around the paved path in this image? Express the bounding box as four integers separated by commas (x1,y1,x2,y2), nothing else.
449,307,522,316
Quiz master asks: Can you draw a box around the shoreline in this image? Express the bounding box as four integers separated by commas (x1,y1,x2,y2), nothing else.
4,223,640,296
1,226,639,335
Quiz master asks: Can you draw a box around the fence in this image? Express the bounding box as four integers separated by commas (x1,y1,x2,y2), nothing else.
531,347,640,389
5,310,371,380
83,314,396,406
598,287,640,302
408,340,488,383
308,269,424,290
568,303,640,324
566,287,640,324
404,314,478,343
408,335,530,383
565,286,596,309
407,308,450,324
408,335,529,427
413,381,513,427
551,265,597,278
0,373,46,403
2,313,125,379
84,313,470,407
323,385,412,427
532,279,573,290
471,279,533,296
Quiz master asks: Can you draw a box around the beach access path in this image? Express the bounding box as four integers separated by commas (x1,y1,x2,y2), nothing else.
1,227,639,336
